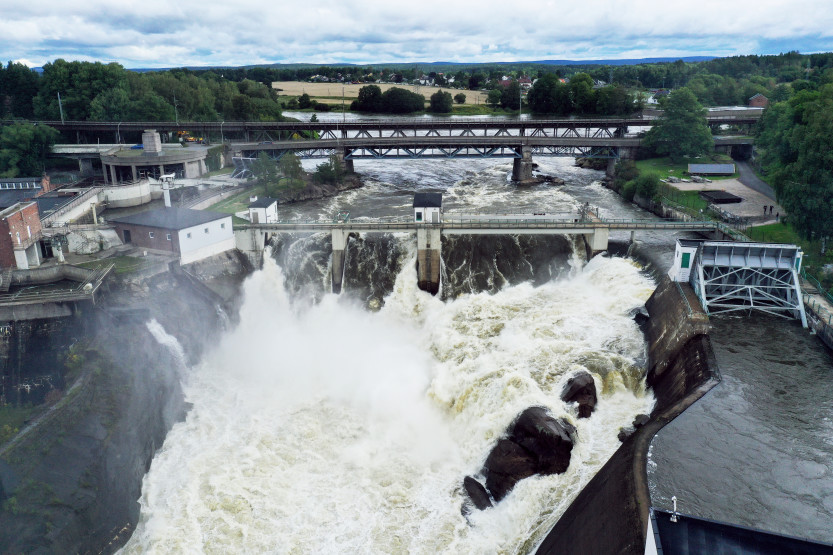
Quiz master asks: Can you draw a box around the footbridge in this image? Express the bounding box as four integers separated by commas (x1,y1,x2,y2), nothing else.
235,213,742,294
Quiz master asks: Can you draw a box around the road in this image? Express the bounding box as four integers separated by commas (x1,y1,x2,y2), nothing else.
736,160,776,201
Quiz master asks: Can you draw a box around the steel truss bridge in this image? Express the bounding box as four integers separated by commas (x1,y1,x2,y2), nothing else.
7,111,760,143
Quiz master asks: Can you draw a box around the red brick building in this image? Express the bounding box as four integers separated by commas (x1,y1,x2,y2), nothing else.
0,202,43,269
748,93,769,108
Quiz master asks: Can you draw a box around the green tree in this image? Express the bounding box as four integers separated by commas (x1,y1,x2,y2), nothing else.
642,88,713,162
757,85,833,241
486,89,502,108
527,74,571,115
351,85,383,112
569,73,596,113
0,123,59,177
429,89,453,113
454,93,466,104
298,93,312,109
252,152,279,185
0,62,38,118
500,80,521,110
278,151,304,186
634,172,661,200
313,154,345,184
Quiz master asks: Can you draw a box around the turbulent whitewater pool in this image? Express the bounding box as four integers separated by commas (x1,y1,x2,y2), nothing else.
121,252,654,553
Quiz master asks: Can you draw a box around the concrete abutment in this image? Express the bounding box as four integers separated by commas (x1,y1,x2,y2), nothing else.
416,227,442,295
511,146,533,182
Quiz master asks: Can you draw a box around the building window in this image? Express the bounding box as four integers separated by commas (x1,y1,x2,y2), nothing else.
416,211,423,222
186,232,192,239
204,227,209,234
166,233,172,241
149,232,155,238
221,223,226,229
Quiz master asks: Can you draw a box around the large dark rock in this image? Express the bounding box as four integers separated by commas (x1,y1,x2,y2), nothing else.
463,476,493,511
477,407,576,503
561,372,598,418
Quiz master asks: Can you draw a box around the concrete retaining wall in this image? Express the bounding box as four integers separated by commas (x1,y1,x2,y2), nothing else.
536,277,720,555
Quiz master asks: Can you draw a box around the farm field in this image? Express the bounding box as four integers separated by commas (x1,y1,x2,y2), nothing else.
272,81,490,106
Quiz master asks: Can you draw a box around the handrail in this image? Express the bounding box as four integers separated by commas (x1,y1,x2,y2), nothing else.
801,268,833,306
41,187,102,226
675,281,694,317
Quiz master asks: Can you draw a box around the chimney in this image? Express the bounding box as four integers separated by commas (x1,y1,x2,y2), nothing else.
142,129,162,155
40,174,53,193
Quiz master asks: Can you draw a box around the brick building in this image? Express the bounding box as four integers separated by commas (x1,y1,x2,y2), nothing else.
748,93,769,108
0,202,43,269
110,207,234,264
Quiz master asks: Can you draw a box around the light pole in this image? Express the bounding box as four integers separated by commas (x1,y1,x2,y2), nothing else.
220,120,225,144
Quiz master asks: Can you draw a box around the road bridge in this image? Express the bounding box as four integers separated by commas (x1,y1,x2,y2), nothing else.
235,214,742,294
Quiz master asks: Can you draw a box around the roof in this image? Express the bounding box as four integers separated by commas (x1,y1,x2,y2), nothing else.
0,189,39,209
749,93,768,100
0,202,36,219
35,195,75,217
688,163,736,175
249,197,279,208
413,193,442,208
0,177,43,187
108,207,230,230
651,509,833,554
699,190,743,204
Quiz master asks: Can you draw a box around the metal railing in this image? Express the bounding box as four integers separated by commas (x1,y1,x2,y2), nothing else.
0,263,113,304
801,268,833,306
41,187,102,227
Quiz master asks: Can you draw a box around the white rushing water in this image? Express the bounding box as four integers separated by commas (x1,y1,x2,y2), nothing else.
122,250,655,554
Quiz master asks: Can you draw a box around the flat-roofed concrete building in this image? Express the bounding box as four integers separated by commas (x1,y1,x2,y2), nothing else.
110,207,234,264
100,129,209,184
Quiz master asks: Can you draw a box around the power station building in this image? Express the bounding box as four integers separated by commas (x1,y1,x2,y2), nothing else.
100,130,209,184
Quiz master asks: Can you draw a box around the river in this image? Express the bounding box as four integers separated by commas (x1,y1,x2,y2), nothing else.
121,114,833,552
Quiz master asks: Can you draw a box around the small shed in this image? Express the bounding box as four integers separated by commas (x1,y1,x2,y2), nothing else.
688,163,735,176
413,193,442,224
668,239,700,283
248,197,279,224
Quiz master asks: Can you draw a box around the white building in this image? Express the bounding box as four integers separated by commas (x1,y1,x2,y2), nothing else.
248,197,279,224
110,207,235,265
413,193,442,223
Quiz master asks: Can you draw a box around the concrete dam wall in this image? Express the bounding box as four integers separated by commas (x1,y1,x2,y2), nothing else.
536,277,720,554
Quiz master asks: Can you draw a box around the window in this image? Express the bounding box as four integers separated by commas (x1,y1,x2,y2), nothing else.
149,232,155,238
681,252,691,269
204,227,209,234
186,232,192,239
166,233,172,241
415,211,423,222
221,223,226,229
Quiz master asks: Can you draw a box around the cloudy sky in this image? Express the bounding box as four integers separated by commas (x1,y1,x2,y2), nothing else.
1,0,832,68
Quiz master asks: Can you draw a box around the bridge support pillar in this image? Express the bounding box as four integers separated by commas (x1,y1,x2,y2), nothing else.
512,146,533,182
335,149,354,174
78,158,94,177
416,227,442,295
331,229,349,294
584,228,609,257
606,158,616,177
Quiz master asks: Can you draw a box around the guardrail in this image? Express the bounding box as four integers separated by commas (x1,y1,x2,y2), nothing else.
41,187,102,227
0,263,113,304
801,268,833,306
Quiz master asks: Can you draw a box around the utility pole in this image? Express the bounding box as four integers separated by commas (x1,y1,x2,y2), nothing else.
173,94,179,125
57,92,65,124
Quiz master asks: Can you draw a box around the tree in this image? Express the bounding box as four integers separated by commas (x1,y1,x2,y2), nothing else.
756,85,833,241
527,74,571,115
500,80,521,110
634,172,661,200
351,85,382,112
0,123,60,177
568,73,596,113
313,154,345,184
642,88,713,162
429,89,453,113
486,89,502,108
298,93,312,109
278,151,304,185
252,152,279,185
454,93,466,104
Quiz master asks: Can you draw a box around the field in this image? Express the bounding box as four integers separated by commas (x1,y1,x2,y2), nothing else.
272,81,490,107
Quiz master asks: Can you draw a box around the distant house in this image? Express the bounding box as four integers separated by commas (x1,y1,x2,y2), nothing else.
518,77,533,90
0,202,43,270
748,93,769,108
110,207,234,264
248,197,278,224
413,193,442,224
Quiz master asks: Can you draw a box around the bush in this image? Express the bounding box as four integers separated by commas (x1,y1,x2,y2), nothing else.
622,181,636,202
634,172,661,200
454,93,466,104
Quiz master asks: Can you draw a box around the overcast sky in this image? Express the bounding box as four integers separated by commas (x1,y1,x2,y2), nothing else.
1,0,832,68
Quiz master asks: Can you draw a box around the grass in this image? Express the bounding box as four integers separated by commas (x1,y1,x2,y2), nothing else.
636,153,738,181
658,185,710,212
0,404,40,444
202,167,233,178
208,184,265,214
76,256,156,274
273,81,490,105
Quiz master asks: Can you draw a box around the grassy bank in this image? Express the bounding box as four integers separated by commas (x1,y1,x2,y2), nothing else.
0,404,40,444
636,153,738,181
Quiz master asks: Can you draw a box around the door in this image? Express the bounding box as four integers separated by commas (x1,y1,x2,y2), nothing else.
123,229,132,243
432,211,439,223
252,211,260,224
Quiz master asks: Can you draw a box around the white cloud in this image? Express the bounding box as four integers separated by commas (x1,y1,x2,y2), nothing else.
0,0,831,67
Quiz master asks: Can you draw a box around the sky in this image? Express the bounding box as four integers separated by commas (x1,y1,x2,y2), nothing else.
1,0,832,68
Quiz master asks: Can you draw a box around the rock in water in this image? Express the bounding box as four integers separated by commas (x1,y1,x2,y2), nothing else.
482,407,576,502
561,372,598,418
463,476,493,510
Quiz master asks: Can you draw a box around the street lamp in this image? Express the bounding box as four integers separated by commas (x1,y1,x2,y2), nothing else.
220,120,225,144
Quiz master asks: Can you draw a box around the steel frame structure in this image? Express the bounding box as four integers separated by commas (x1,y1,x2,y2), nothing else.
690,242,807,326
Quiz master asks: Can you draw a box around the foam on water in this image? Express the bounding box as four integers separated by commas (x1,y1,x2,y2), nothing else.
121,252,655,554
